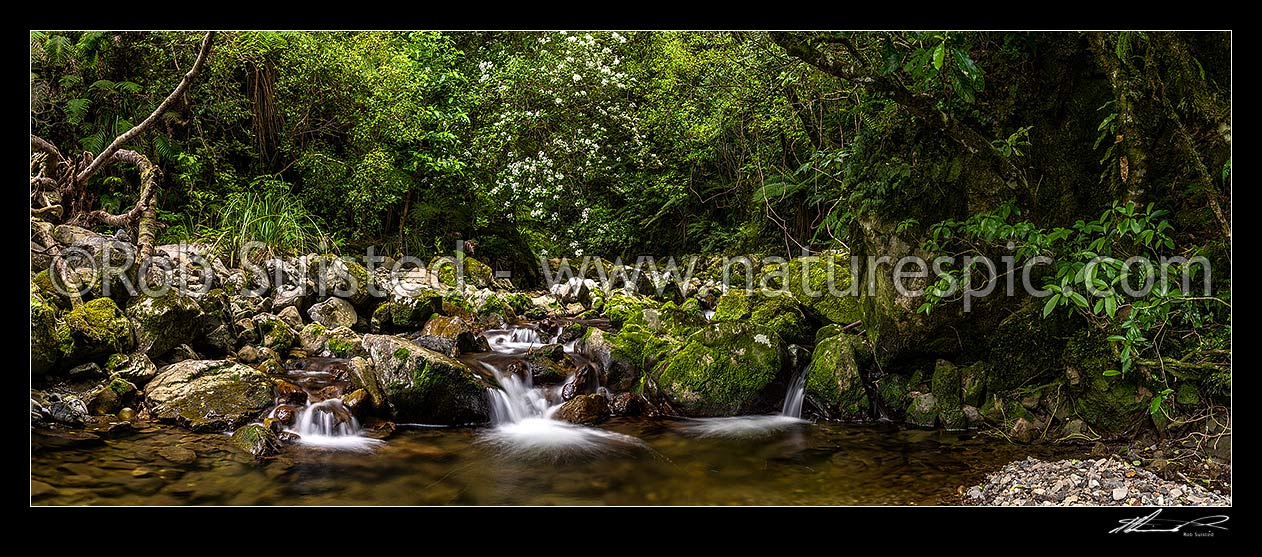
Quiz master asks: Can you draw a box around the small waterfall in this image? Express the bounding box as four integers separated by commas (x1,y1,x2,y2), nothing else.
294,398,362,438
476,325,647,459
274,358,382,451
780,371,808,419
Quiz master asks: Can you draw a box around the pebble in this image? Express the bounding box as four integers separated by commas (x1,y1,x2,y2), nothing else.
968,456,1230,506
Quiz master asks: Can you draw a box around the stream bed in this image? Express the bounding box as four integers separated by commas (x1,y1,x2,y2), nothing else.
32,419,1088,505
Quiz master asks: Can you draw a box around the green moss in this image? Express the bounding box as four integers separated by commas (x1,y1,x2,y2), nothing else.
393,347,411,360
876,374,909,414
605,292,657,327
931,360,964,429
257,317,295,351
327,337,353,357
1065,330,1148,433
712,289,752,321
653,322,783,416
65,297,131,356
478,294,513,319
1175,383,1200,406
785,253,862,325
805,333,869,417
504,293,535,314
986,301,1068,391
748,291,809,345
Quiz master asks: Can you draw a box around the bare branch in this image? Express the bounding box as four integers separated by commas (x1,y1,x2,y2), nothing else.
75,31,215,184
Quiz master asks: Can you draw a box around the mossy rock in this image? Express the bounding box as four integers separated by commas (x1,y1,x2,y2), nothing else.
357,334,492,424
104,351,159,385
434,256,496,289
31,286,71,375
1064,330,1149,433
985,301,1070,392
653,322,785,416
784,252,862,325
604,292,658,327
931,359,965,429
875,374,910,416
65,297,134,361
145,360,276,432
231,423,281,458
711,289,809,345
476,293,515,321
960,361,988,407
371,293,442,333
87,376,137,415
252,314,297,352
805,332,871,419
126,292,204,360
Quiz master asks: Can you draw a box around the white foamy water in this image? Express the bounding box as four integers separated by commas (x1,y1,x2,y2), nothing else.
289,398,383,452
678,415,807,439
480,326,646,459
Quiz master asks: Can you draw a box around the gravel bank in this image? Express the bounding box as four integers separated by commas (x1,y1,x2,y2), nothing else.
968,456,1231,506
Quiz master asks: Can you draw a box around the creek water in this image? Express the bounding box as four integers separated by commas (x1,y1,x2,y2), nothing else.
31,420,1086,505
30,323,1088,505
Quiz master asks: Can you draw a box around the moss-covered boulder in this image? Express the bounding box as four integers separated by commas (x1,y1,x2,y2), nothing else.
711,289,810,344
1064,330,1149,433
435,256,498,289
874,373,911,416
805,332,871,419
31,286,71,375
931,359,966,430
985,301,1071,392
356,334,492,424
306,254,370,306
412,315,485,357
906,392,938,427
784,252,863,325
307,296,358,329
251,313,297,352
653,322,786,416
371,292,442,333
65,297,133,361
145,360,276,432
297,324,367,359
126,292,203,360
960,361,988,407
104,352,158,385
578,327,664,392
86,376,137,415
231,423,281,458
604,291,658,327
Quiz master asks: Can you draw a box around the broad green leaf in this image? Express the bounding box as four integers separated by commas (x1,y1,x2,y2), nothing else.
1105,295,1118,318
1043,294,1060,317
1103,369,1121,377
1069,291,1089,308
933,43,946,70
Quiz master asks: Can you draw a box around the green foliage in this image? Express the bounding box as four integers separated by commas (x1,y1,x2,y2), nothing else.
209,183,332,264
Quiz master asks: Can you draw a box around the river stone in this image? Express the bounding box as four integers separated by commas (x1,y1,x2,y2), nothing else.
231,423,281,458
145,360,275,432
805,332,870,419
65,297,134,362
906,392,937,427
355,335,491,424
104,352,159,385
555,394,610,425
308,297,358,329
126,292,203,360
653,322,785,416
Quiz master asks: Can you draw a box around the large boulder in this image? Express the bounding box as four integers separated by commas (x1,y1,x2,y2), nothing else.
711,289,809,345
652,322,785,416
371,293,442,333
31,286,70,375
126,292,204,360
554,394,610,425
64,297,133,362
250,313,297,352
145,360,275,432
805,332,871,419
306,255,371,306
308,297,358,330
782,252,863,325
297,324,367,359
932,359,966,430
409,315,486,357
355,335,492,424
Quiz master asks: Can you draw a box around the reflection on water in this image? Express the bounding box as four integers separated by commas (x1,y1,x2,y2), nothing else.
677,415,808,439
31,419,1087,505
